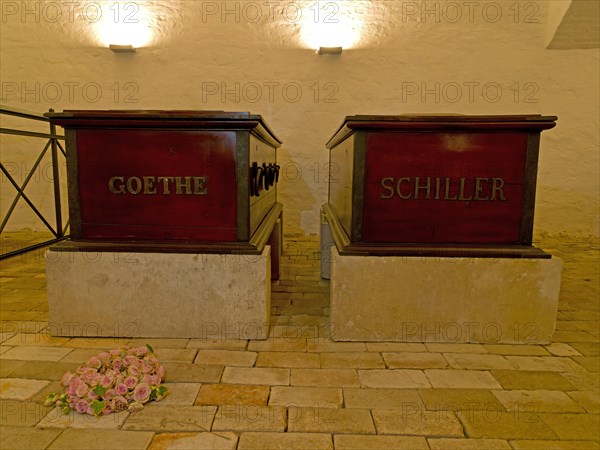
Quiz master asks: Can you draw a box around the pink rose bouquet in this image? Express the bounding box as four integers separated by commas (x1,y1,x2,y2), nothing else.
44,344,168,416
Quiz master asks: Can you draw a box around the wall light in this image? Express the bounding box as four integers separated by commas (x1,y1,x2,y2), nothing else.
318,47,343,55
109,44,136,53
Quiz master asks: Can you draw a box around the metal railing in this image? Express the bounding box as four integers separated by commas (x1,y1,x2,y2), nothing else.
0,106,69,259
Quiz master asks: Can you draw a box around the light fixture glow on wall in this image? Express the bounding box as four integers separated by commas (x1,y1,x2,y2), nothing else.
94,1,154,50
299,1,363,52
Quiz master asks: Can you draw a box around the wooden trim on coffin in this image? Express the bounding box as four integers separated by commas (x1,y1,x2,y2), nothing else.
52,203,283,255
323,203,550,259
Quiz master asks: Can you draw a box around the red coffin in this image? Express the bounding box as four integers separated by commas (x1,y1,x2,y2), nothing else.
46,110,282,253
324,114,557,258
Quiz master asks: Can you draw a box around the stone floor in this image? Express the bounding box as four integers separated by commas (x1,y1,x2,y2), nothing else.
0,235,598,450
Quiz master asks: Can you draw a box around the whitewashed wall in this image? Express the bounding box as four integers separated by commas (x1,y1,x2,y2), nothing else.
1,0,598,237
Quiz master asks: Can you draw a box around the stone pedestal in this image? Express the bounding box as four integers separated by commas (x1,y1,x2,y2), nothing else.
45,247,271,339
330,248,562,344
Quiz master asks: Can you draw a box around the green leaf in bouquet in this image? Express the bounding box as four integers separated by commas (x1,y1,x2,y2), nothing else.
145,344,154,353
91,400,106,416
157,385,168,396
92,385,106,397
43,392,59,407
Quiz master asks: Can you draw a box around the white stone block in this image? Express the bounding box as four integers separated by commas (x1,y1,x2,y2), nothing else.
45,247,271,339
330,248,562,344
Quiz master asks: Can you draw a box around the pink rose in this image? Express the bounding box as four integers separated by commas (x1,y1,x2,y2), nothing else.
141,374,158,386
67,377,81,395
100,375,114,388
87,389,97,401
110,349,121,357
111,396,128,412
75,381,88,397
61,371,74,387
141,363,153,374
98,352,110,360
75,400,88,414
135,346,148,356
86,357,101,369
132,383,150,403
123,355,136,366
112,359,123,371
104,389,117,401
124,376,138,389
115,383,128,396
128,365,140,377
157,366,165,378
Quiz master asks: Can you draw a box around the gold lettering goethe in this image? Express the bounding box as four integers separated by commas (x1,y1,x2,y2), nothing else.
108,176,208,195
379,176,507,201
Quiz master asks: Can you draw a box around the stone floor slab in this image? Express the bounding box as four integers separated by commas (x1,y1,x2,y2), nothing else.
47,428,154,450
425,343,489,354
492,389,585,413
158,383,202,406
418,388,504,411
187,339,248,350
358,369,431,388
194,350,257,367
444,353,513,370
195,384,270,406
506,356,586,372
383,352,449,369
154,348,198,363
161,363,223,383
320,352,385,369
221,367,289,386
287,407,375,434
238,432,333,449
343,388,423,409
269,386,342,407
211,406,286,432
425,369,502,389
567,390,600,412
539,412,600,440
0,425,61,450
37,407,129,429
458,410,557,439
0,346,72,361
373,409,464,436
428,438,512,449
0,400,51,427
365,343,427,352
490,370,576,391
484,345,550,356
148,431,238,450
0,379,49,400
256,351,320,368
122,405,217,432
510,439,600,449
334,434,429,450
546,343,583,356
291,369,359,387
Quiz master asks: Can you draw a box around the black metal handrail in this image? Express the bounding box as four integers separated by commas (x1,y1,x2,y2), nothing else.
1,106,69,259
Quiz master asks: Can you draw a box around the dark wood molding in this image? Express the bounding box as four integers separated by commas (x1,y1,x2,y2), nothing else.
327,115,558,149
65,129,82,238
324,203,550,259
350,131,366,242
520,132,541,245
52,203,283,256
236,131,250,242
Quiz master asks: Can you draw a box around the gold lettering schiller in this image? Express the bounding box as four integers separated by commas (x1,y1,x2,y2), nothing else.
380,176,506,201
109,176,208,195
